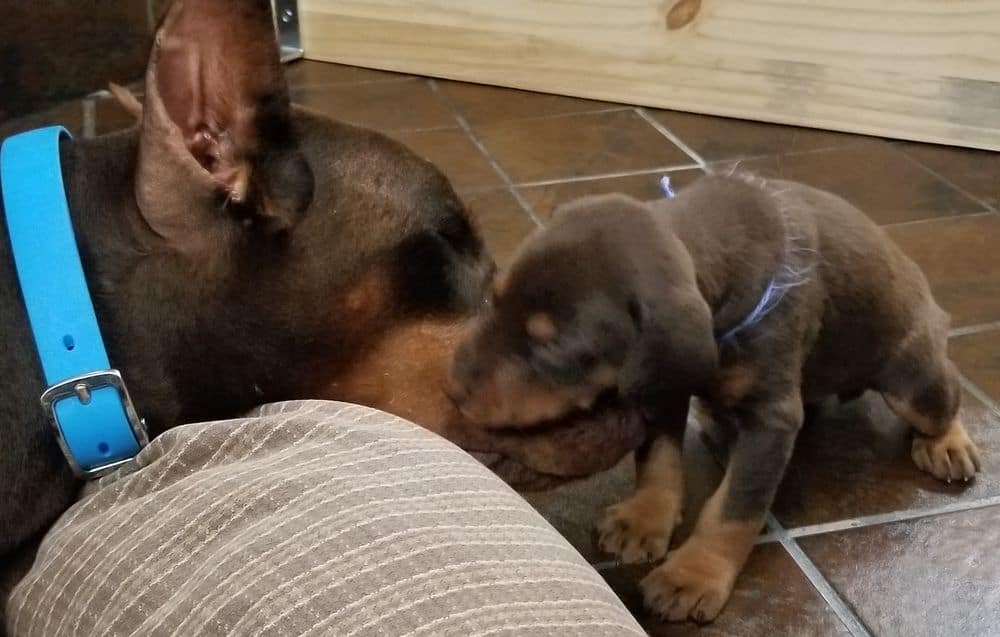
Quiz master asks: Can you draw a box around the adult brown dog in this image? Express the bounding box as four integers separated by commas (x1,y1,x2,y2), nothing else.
0,0,640,566
448,174,982,623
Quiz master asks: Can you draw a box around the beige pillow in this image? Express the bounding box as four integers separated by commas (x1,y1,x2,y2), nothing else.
6,401,642,636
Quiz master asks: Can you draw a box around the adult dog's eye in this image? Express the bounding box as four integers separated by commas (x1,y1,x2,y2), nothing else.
436,204,475,249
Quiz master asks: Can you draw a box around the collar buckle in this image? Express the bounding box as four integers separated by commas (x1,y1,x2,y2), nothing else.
40,370,149,478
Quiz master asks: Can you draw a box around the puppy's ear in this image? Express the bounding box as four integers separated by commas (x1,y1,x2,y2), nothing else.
620,287,718,427
135,0,313,251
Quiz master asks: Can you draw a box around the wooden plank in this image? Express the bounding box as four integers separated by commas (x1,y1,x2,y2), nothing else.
299,0,1000,151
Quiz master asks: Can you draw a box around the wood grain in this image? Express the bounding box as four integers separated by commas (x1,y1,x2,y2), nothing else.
300,0,1000,150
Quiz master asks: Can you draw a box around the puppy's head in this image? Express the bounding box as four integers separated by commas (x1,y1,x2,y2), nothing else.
447,209,642,427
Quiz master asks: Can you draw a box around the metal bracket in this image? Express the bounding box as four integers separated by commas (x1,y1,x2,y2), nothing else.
273,0,304,62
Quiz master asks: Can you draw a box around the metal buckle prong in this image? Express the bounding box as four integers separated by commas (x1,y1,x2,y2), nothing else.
40,369,149,478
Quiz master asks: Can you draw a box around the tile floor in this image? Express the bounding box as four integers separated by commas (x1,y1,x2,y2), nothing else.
3,59,998,637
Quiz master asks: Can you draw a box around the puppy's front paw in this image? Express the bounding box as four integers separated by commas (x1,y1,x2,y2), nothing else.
640,541,737,624
597,490,679,563
912,420,982,482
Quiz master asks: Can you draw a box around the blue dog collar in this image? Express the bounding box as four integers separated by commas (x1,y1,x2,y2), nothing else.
1,126,147,478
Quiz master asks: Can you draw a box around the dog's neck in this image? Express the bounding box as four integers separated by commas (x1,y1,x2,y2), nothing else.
656,184,791,339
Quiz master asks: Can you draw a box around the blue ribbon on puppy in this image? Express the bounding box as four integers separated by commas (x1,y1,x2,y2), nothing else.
657,173,809,345
659,175,677,199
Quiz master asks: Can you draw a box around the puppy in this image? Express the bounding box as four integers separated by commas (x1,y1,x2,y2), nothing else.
448,173,982,622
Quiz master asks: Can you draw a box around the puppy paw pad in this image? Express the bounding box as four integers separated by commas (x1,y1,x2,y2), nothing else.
596,493,679,564
640,554,731,624
912,424,982,482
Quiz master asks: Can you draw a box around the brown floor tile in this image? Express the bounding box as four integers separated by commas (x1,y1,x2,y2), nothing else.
475,110,691,184
0,100,84,139
94,96,139,135
650,110,865,161
771,391,1000,529
389,128,502,192
800,506,1000,637
285,60,411,87
951,329,1000,403
291,80,455,133
899,142,1000,211
462,189,537,268
602,544,849,636
519,168,703,221
438,81,618,126
886,214,1000,327
713,143,987,225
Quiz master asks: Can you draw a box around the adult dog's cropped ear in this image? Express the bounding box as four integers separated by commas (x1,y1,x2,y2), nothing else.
620,287,718,426
135,0,313,251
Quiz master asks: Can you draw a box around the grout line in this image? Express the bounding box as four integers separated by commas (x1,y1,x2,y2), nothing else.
958,373,1000,417
290,76,420,90
504,185,544,226
880,210,994,230
755,531,782,545
387,124,464,135
475,106,632,125
767,514,872,637
897,148,997,213
949,320,1000,338
784,494,1000,540
634,107,707,168
81,98,96,139
425,104,634,127
700,138,880,170
455,185,508,197
514,163,702,189
428,78,544,227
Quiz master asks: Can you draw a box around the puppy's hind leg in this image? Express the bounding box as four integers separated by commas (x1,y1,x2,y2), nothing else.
878,336,981,482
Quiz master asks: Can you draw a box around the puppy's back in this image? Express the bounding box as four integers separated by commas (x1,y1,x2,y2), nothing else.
761,177,946,396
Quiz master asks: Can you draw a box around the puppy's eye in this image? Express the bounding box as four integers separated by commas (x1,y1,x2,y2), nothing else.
627,297,642,325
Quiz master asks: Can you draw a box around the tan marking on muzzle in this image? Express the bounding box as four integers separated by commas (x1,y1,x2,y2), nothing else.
526,312,558,342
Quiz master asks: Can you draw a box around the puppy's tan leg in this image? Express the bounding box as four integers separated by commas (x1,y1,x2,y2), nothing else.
641,397,800,623
598,434,683,563
879,343,981,482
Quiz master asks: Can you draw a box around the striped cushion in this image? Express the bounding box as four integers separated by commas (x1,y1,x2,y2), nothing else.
6,401,642,636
